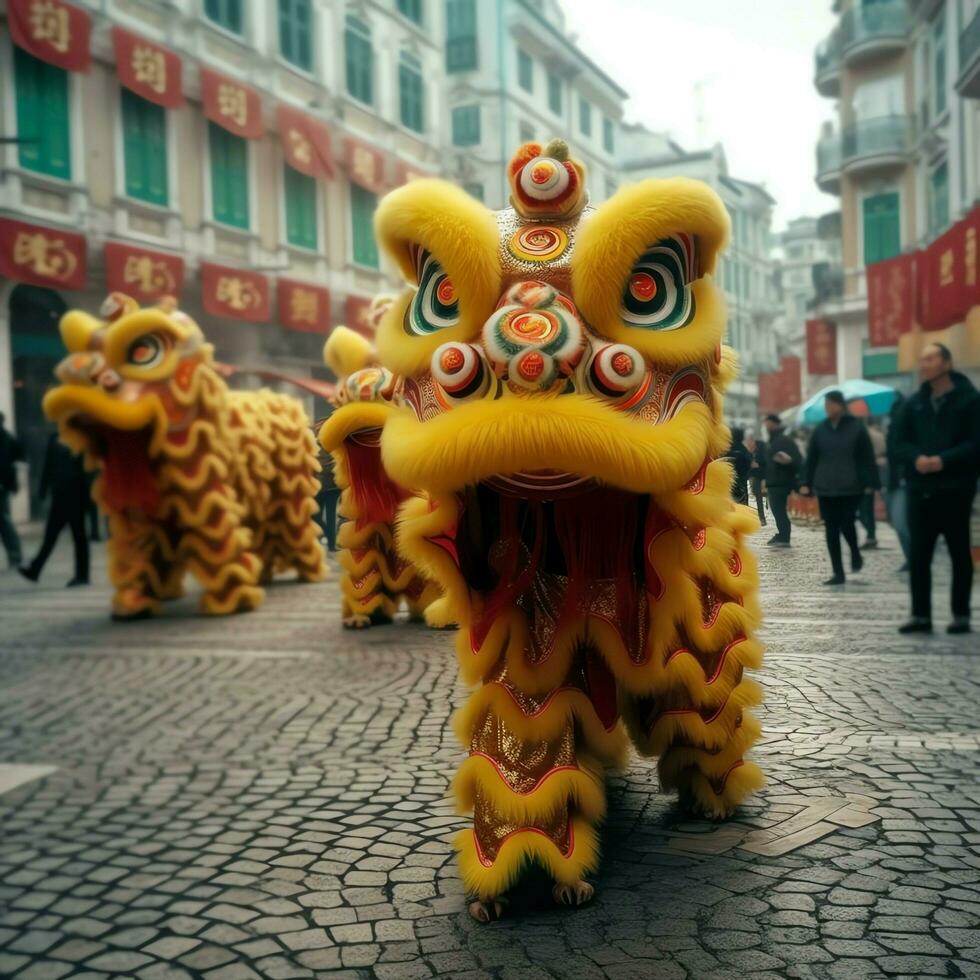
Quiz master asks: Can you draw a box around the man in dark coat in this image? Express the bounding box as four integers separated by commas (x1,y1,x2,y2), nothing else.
747,432,767,526
763,414,802,547
892,343,979,635
18,433,90,587
801,391,879,585
0,411,24,569
884,394,911,571
723,426,753,505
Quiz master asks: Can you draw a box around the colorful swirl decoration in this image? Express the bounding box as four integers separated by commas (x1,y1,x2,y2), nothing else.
620,234,698,331
404,246,461,336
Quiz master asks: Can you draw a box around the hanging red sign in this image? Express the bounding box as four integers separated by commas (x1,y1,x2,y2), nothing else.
201,68,263,140
344,295,376,337
867,253,917,347
278,279,331,334
757,355,801,413
345,138,387,194
105,243,184,301
805,319,837,375
112,27,183,108
0,217,86,290
200,262,269,322
276,105,334,179
8,0,91,73
918,206,980,332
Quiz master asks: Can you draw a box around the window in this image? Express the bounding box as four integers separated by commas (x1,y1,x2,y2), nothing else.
862,191,900,265
547,71,562,116
517,48,533,92
121,89,167,206
397,0,424,25
284,164,317,249
451,105,480,146
463,182,484,202
351,184,379,268
399,52,425,133
519,120,535,143
602,116,615,154
852,73,903,119
14,48,70,180
279,0,312,71
931,9,947,118
345,16,373,105
579,97,592,137
928,162,949,237
204,0,242,33
209,122,249,229
446,0,478,73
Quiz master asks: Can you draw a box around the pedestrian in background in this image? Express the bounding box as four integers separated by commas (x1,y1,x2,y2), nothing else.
0,411,24,569
746,431,767,526
316,447,340,553
18,433,90,587
800,391,879,585
884,395,911,573
723,426,753,505
857,419,886,550
893,343,979,635
762,413,801,547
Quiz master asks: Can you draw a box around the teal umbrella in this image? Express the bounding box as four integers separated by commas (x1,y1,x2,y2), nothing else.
795,380,897,425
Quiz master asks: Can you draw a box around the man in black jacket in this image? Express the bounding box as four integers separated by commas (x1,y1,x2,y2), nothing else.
723,426,753,505
0,412,24,569
892,344,979,635
762,414,801,547
801,391,879,585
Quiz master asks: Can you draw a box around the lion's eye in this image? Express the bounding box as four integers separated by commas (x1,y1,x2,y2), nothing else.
404,248,460,336
620,235,698,331
127,334,164,367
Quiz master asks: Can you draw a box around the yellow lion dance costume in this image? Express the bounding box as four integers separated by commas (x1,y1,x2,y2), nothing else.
319,299,438,628
43,293,326,619
372,141,764,919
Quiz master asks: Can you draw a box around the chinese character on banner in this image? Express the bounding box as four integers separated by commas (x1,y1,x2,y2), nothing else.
278,279,331,334
201,262,270,322
867,253,916,347
757,355,801,413
112,28,183,107
918,206,980,331
805,319,837,376
345,139,386,194
201,68,263,139
8,0,91,72
344,295,377,337
0,217,86,289
105,243,184,300
276,106,335,179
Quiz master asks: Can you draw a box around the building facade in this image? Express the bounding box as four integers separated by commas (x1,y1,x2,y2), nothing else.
811,0,980,393
617,127,779,423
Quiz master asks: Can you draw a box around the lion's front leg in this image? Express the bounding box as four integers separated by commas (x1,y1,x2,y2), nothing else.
106,518,179,620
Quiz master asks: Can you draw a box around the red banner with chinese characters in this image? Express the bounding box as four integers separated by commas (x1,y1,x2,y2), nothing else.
918,206,980,332
112,27,183,108
105,243,183,301
200,262,269,322
345,138,387,194
200,68,262,140
276,106,334,179
8,0,91,72
344,295,375,337
867,253,916,347
758,355,802,413
0,217,86,290
278,279,331,334
805,319,837,375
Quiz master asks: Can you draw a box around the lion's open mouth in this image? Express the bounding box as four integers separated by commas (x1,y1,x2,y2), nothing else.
68,417,160,513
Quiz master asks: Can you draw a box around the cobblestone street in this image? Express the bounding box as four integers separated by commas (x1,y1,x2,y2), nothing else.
0,522,978,980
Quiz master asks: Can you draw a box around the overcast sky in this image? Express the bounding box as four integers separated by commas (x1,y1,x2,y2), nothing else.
560,0,840,232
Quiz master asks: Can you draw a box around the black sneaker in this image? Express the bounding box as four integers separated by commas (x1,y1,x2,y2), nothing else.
66,577,89,588
17,566,39,583
851,553,864,573
898,618,933,634
822,575,846,586
861,539,878,550
947,618,971,635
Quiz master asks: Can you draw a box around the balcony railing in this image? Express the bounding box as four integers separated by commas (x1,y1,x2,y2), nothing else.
816,134,842,176
814,32,842,94
957,5,980,98
841,115,913,168
840,0,908,60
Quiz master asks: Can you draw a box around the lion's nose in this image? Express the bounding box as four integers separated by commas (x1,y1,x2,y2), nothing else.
482,281,585,390
55,351,106,386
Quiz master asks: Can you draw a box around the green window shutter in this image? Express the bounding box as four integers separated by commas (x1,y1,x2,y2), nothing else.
279,0,312,70
928,163,948,236
122,90,168,206
209,123,249,229
284,164,317,249
345,17,373,104
446,0,477,72
397,0,424,24
517,48,533,92
451,105,480,146
14,48,71,180
863,192,900,265
205,0,242,33
547,72,562,115
579,97,591,136
350,184,379,268
603,117,615,153
399,56,424,133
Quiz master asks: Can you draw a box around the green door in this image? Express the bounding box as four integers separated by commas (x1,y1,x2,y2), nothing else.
863,192,900,265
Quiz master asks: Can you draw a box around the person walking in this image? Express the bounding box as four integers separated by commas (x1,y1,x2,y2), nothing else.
723,426,753,505
18,433,90,587
762,413,801,547
746,431,767,526
0,412,24,569
316,448,340,553
800,391,879,585
892,343,979,635
884,395,911,573
858,420,886,549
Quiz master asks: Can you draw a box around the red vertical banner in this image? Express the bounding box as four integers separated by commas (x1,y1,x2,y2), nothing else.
918,206,980,331
345,139,387,194
867,253,917,346
200,68,263,139
104,243,184,301
278,279,331,334
112,27,184,108
276,105,334,178
0,217,86,289
806,319,837,375
200,262,269,322
758,355,801,413
8,0,91,72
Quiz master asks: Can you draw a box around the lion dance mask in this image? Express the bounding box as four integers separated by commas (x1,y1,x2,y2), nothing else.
373,141,764,918
43,294,326,619
319,299,438,629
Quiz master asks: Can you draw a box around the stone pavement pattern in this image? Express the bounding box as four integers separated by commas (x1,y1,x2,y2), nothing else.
0,523,978,980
